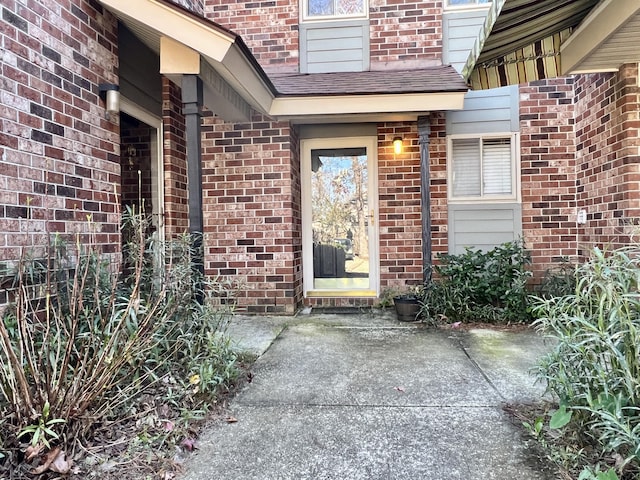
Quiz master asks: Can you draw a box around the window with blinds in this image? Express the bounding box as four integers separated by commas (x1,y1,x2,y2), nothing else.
450,136,516,200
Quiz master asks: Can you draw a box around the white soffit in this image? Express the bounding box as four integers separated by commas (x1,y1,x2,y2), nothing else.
561,0,640,74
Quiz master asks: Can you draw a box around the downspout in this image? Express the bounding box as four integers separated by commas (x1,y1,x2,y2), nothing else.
418,116,432,284
182,75,205,298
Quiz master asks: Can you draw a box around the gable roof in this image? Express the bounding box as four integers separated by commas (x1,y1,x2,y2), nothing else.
99,0,467,122
271,67,468,96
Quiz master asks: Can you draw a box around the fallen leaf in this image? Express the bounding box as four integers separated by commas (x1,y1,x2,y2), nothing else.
181,438,196,451
157,403,172,417
25,444,43,461
226,416,238,423
31,447,60,474
49,449,73,474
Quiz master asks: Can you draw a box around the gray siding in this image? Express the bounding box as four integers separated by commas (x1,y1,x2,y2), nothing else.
443,9,522,256
442,9,489,73
448,203,522,254
447,85,519,134
299,20,369,74
119,24,162,116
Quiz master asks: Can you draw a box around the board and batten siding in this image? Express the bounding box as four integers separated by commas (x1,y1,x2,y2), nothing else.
299,20,370,74
448,204,522,254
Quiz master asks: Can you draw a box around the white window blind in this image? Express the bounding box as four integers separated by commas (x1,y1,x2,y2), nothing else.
483,138,512,195
451,137,513,198
452,138,481,197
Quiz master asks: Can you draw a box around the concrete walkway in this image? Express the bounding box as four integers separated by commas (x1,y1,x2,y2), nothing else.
180,310,554,480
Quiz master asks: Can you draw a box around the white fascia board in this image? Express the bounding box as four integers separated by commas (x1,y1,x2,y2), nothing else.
100,0,234,61
216,47,275,115
560,0,640,74
269,92,466,118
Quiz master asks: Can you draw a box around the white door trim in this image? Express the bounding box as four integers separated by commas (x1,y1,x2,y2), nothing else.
301,136,379,298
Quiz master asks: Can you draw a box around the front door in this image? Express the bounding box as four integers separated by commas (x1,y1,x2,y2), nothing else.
301,137,378,297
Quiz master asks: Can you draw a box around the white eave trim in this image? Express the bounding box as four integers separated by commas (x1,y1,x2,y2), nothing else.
99,0,275,114
560,0,640,75
100,0,234,61
269,92,466,119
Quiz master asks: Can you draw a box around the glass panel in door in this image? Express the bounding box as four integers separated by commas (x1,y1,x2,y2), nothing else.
310,147,370,290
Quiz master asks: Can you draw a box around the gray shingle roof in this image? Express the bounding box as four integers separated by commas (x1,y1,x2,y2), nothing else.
270,65,468,96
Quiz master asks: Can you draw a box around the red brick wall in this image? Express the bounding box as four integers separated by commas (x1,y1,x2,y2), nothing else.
378,115,445,293
428,112,448,258
518,67,640,280
378,122,422,291
369,1,441,70
0,0,121,274
203,0,443,73
519,78,579,281
574,65,640,253
162,78,189,236
201,114,302,314
204,0,300,73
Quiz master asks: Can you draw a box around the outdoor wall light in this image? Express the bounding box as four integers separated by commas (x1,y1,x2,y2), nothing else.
393,136,403,155
99,83,120,116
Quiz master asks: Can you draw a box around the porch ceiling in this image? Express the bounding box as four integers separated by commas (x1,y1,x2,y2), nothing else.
99,0,468,123
462,0,640,90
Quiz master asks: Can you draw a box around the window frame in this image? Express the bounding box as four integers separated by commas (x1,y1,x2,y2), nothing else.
444,0,491,11
301,0,368,22
447,133,520,203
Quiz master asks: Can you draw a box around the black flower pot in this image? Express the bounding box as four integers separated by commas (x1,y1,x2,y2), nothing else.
393,295,420,322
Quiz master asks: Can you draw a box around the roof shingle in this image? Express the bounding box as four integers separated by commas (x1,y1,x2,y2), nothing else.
270,66,468,96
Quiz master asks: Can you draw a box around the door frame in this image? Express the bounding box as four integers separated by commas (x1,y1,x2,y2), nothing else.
300,136,379,298
120,97,165,241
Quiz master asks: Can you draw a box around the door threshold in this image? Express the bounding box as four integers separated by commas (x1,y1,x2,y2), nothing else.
306,290,377,298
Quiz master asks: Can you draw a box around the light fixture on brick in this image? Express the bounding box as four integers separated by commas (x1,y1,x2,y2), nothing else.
99,83,120,117
393,136,402,155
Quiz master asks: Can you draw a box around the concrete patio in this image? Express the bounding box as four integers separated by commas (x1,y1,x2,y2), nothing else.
180,310,554,480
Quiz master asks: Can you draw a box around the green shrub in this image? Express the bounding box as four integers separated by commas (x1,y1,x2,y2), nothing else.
533,247,640,478
0,209,240,464
419,239,532,324
537,256,578,299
